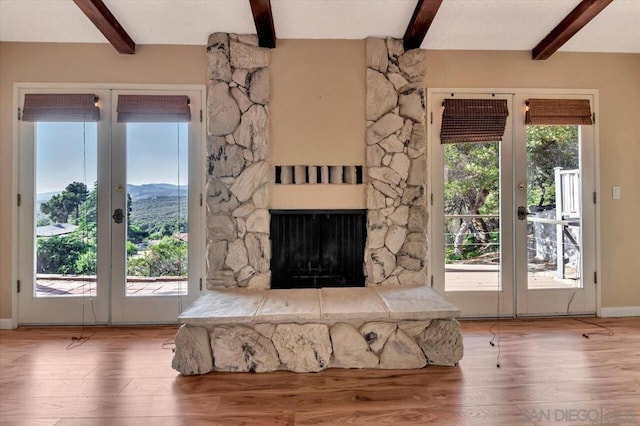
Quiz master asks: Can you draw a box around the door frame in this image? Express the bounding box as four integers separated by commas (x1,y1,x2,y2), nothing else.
513,92,598,317
426,88,601,318
12,83,207,326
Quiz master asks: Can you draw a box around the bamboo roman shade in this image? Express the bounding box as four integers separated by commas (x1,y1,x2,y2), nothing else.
21,94,100,122
117,95,191,123
525,99,593,125
440,99,509,143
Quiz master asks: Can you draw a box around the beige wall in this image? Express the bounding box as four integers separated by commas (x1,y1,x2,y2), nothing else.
270,39,366,209
425,50,640,309
1,41,638,319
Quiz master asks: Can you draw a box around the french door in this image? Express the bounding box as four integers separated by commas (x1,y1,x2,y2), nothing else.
17,86,204,325
430,91,597,317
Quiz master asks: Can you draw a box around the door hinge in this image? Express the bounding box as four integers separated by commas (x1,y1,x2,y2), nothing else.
199,278,203,291
594,271,598,284
17,108,21,120
17,193,21,207
430,193,433,206
200,193,203,207
593,192,597,204
17,280,21,293
200,109,203,123
430,112,433,124
592,113,596,124
430,275,434,287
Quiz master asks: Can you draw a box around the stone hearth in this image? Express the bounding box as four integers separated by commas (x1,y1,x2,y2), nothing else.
172,285,462,374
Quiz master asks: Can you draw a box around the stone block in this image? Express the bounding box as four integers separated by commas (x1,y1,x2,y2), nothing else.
367,247,396,284
230,161,270,203
225,239,248,273
230,40,269,69
360,322,397,354
398,83,425,123
272,324,331,372
330,323,379,369
366,113,404,145
208,82,241,136
366,69,397,122
172,325,214,375
366,37,388,72
245,232,270,273
398,49,428,83
417,319,464,366
207,33,231,82
379,328,427,369
210,325,280,372
385,225,407,254
248,67,269,105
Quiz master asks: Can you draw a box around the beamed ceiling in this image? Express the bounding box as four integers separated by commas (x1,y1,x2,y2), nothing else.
1,0,638,59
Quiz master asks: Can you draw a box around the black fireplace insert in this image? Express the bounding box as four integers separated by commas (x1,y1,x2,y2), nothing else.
270,210,366,289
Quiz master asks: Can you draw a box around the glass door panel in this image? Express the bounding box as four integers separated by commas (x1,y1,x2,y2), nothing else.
125,122,189,298
35,122,98,298
431,93,514,317
444,142,501,292
525,125,582,290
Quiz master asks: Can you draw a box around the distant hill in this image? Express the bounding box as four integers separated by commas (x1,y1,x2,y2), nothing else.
36,184,190,232
127,183,188,200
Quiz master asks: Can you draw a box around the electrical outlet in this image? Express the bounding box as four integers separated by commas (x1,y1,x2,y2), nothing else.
613,186,621,200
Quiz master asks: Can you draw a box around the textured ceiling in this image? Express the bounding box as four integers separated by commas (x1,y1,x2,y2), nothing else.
0,0,638,53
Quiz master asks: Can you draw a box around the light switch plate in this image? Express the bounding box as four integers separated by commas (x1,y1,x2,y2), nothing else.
613,186,621,199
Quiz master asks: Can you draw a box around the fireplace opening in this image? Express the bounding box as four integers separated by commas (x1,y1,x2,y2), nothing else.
270,210,366,289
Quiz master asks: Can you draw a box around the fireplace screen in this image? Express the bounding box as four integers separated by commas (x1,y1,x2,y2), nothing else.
270,210,366,289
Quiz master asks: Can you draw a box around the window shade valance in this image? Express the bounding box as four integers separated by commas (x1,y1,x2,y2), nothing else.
117,95,191,123
21,94,100,122
525,99,593,125
440,98,509,144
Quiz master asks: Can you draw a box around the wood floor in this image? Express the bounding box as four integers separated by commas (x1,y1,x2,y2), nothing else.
1,318,639,425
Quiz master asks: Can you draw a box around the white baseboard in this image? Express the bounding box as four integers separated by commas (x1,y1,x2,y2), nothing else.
0,318,15,329
600,307,640,317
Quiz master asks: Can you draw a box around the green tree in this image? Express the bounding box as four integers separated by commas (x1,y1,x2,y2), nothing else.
444,142,500,257
127,236,187,277
40,181,89,224
526,125,579,207
36,234,91,274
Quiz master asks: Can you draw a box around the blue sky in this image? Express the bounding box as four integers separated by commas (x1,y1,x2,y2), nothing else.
36,122,188,193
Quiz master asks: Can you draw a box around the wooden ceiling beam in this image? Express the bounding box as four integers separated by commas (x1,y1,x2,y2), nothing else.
249,0,276,48
73,0,136,54
403,0,444,50
532,0,613,60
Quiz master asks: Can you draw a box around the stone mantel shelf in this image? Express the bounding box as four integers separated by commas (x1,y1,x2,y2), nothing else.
179,285,460,325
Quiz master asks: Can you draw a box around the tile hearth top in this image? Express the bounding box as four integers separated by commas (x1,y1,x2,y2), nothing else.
179,285,460,325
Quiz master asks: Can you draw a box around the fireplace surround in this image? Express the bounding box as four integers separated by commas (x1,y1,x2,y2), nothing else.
172,34,462,375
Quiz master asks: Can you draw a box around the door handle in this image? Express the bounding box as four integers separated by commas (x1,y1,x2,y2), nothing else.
112,208,124,224
517,206,528,221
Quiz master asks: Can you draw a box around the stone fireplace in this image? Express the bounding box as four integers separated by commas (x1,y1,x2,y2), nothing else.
171,34,462,375
204,35,428,290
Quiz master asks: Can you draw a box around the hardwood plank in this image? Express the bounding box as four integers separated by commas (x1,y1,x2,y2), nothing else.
72,0,136,54
0,395,221,421
0,378,131,398
55,415,295,426
532,0,614,60
0,318,638,425
403,0,444,50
